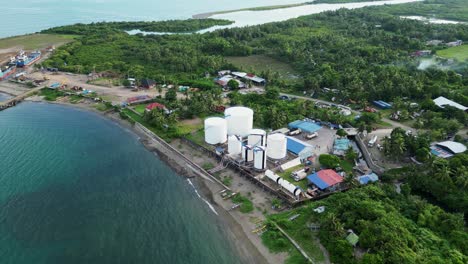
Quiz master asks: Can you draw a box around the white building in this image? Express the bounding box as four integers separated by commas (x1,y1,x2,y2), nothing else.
433,96,467,111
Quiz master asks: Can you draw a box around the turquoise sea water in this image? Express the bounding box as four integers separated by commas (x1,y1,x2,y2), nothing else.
0,102,242,264
1,0,305,38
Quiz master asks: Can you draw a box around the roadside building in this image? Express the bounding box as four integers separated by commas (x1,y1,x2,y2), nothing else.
333,138,351,156
141,79,156,89
145,102,166,112
357,173,379,185
446,40,463,47
244,73,266,86
430,141,467,159
426,40,443,46
288,120,322,134
307,169,343,191
433,96,467,111
215,75,245,89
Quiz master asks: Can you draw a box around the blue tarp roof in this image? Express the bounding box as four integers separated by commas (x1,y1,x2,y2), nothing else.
289,120,322,133
334,138,350,151
307,173,330,190
358,173,379,185
287,137,310,155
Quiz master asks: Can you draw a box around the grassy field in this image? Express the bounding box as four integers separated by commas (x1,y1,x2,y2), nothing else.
0,34,76,50
278,165,309,190
263,208,327,264
226,55,300,81
437,45,468,61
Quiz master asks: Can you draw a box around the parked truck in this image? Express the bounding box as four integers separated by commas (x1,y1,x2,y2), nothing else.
292,167,310,181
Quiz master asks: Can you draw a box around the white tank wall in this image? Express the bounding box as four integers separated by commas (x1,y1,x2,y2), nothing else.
241,145,254,162
228,135,242,155
253,146,267,170
280,180,301,197
248,129,266,147
267,133,287,159
204,117,227,145
225,107,253,137
265,170,283,185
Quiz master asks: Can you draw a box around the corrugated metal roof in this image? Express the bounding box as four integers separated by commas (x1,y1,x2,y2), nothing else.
288,120,322,133
436,141,467,154
433,96,467,111
307,169,343,190
286,137,311,155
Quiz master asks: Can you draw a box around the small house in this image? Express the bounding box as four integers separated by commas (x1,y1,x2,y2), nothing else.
357,173,379,185
446,40,463,47
430,141,467,159
433,96,467,111
141,79,156,89
333,138,350,156
307,169,343,191
146,102,166,111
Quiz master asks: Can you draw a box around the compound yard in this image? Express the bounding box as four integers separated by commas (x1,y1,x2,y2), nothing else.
437,45,468,61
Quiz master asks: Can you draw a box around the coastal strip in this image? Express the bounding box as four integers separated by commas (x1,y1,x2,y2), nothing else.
193,2,311,19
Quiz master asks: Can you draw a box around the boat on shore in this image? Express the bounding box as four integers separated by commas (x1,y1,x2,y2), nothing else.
0,58,17,81
16,50,41,67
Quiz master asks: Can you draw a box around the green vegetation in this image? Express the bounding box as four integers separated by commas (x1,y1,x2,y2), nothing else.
371,0,468,22
95,102,113,111
231,193,254,213
40,88,64,101
133,104,147,114
41,7,468,108
264,185,467,264
226,55,300,81
42,19,233,34
437,45,468,61
319,154,340,168
0,34,75,50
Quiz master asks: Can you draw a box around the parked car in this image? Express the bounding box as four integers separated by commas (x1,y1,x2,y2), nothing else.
305,132,318,139
289,128,302,136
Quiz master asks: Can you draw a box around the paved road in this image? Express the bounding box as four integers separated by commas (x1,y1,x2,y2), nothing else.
280,92,414,131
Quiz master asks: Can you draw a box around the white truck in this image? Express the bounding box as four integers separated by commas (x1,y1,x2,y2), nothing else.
305,132,318,139
368,135,378,147
288,128,302,136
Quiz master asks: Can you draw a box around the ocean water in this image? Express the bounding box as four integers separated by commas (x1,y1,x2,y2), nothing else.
0,93,12,102
1,0,305,38
0,102,242,264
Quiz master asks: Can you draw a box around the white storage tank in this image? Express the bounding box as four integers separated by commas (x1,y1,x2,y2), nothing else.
224,107,254,137
248,129,267,147
228,135,242,155
253,146,267,170
241,145,253,162
267,133,287,159
204,117,227,145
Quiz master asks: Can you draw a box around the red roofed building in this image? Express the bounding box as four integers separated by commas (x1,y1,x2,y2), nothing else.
307,169,343,190
145,102,166,112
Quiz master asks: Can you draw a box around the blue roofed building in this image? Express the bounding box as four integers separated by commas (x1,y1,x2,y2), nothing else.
286,136,311,155
288,120,322,134
333,138,350,156
357,173,379,185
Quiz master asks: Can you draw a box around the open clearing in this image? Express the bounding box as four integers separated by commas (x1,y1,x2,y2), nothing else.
436,45,468,61
0,34,75,51
226,55,301,81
